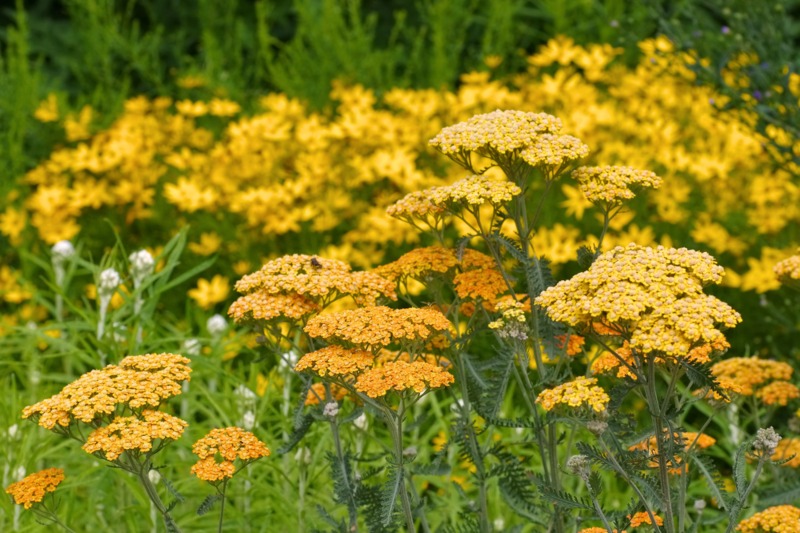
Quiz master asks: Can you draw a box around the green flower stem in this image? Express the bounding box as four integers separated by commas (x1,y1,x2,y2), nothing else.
34,501,77,533
325,383,359,532
453,351,491,533
217,479,228,533
383,401,419,533
588,492,614,533
724,456,766,533
644,356,675,533
135,460,181,533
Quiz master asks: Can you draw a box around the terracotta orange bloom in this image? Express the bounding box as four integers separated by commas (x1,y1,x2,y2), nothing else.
191,427,270,482
5,468,64,509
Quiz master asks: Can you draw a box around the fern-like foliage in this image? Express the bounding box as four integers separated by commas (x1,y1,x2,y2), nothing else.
196,494,222,516
488,449,547,524
691,454,732,511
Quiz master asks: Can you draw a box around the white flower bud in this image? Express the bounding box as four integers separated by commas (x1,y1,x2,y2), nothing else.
353,413,368,430
51,241,75,264
323,402,339,418
754,426,781,456
148,469,161,485
182,338,201,356
493,518,505,531
294,446,312,464
240,411,256,430
7,424,19,440
129,250,154,286
402,446,417,458
206,314,227,337
234,384,257,410
15,465,26,481
450,398,465,414
694,499,706,512
98,268,121,296
279,350,299,372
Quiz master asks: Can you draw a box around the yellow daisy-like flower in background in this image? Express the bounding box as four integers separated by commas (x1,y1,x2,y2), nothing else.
33,93,59,122
188,232,223,255
5,468,65,509
188,275,230,309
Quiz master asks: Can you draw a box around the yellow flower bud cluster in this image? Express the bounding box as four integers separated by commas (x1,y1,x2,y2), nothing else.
190,427,270,482
429,109,562,156
488,298,528,340
536,244,740,359
233,254,396,309
736,505,800,532
519,134,589,179
22,353,192,429
536,376,609,413
5,468,64,509
82,410,188,461
573,165,662,206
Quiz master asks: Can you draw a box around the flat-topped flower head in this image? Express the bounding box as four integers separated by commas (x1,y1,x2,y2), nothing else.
373,246,460,284
736,505,800,532
628,511,665,528
294,346,375,378
5,468,64,509
520,134,589,179
354,360,454,398
775,251,800,290
536,376,609,413
536,244,740,359
228,292,320,324
453,267,508,309
82,410,188,461
304,306,454,350
573,165,662,207
190,427,270,482
22,353,192,429
234,254,395,306
429,110,562,169
711,357,794,400
488,298,529,340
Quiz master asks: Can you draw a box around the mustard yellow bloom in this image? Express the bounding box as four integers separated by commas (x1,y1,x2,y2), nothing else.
5,468,64,509
188,275,230,309
190,427,270,482
83,410,188,460
536,376,609,413
737,505,800,532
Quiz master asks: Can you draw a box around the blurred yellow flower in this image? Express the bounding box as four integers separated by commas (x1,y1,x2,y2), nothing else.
188,232,223,256
188,275,230,309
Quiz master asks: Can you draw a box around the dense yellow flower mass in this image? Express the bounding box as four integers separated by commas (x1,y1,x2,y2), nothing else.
304,306,453,349
82,410,188,460
354,360,454,398
228,292,320,323
190,427,270,482
536,244,740,358
775,251,800,287
536,376,609,413
710,357,794,397
5,468,64,509
772,438,800,468
628,511,664,527
22,353,191,428
372,246,461,283
736,505,800,532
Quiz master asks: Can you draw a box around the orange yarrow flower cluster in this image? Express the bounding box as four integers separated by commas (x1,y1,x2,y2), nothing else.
5,468,64,509
710,357,796,405
304,305,453,349
536,376,609,413
629,431,716,474
536,244,740,360
22,353,191,429
354,360,454,398
191,427,270,482
83,410,188,460
772,438,800,468
736,505,800,532
305,382,349,406
295,346,375,378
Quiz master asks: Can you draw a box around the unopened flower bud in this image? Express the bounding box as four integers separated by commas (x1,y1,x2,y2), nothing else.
353,413,368,430
402,446,417,458
241,411,256,430
98,268,121,296
294,446,312,464
566,454,591,482
323,402,339,418
754,427,781,456
148,469,161,485
586,420,608,436
493,518,505,531
7,424,19,440
207,314,227,337
694,499,706,512
129,250,154,287
15,465,26,481
52,241,75,265
182,338,201,357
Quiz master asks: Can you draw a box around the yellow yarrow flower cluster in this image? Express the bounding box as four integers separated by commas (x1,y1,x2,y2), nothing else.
305,382,349,406
488,298,528,340
775,251,800,289
536,376,609,413
354,360,454,398
233,254,396,308
772,438,800,468
536,244,740,359
228,292,320,324
191,427,270,482
736,505,800,532
304,305,453,349
82,410,188,461
573,165,663,206
22,353,191,429
5,468,64,509
519,134,589,179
